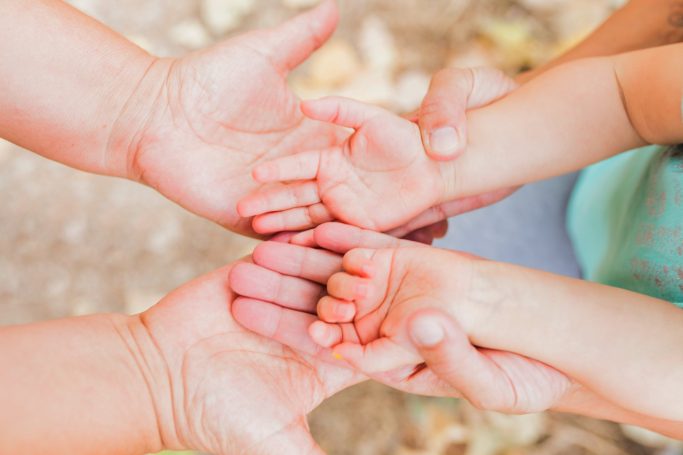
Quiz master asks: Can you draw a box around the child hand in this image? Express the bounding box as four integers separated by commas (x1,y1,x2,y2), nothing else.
237,97,455,234
309,244,572,412
230,222,574,413
309,247,472,370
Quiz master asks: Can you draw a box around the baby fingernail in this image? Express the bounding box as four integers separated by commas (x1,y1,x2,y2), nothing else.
411,316,444,347
429,127,460,157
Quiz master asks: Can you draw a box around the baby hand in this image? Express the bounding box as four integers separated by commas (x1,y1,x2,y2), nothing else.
230,222,573,414
237,97,456,234
309,246,476,371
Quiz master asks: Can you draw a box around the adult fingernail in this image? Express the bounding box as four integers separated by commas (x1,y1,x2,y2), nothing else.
410,316,445,347
429,127,460,157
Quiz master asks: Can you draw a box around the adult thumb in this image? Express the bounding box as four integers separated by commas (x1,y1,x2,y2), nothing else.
259,0,339,73
408,309,515,411
418,67,518,161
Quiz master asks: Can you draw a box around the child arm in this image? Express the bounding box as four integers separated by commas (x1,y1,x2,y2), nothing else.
409,309,683,439
449,44,683,200
462,259,683,422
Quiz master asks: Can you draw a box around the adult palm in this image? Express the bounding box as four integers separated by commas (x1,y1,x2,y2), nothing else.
139,262,360,454
123,1,345,236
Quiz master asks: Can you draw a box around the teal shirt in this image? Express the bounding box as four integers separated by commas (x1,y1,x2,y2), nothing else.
567,146,683,307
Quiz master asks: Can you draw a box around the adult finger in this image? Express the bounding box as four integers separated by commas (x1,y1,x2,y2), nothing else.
408,309,520,411
260,0,339,73
419,67,518,160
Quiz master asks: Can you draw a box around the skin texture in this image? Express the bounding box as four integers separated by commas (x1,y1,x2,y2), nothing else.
306,242,683,422
229,223,573,413
138,263,363,455
0,0,447,242
112,1,346,236
0,260,363,455
238,97,456,234
239,54,652,237
230,223,683,438
408,0,683,232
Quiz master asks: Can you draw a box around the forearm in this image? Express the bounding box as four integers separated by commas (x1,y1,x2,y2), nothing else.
441,55,644,201
553,385,683,440
0,0,158,177
521,0,683,82
0,313,165,454
464,259,683,421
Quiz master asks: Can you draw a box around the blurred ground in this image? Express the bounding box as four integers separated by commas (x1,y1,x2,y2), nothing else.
1,0,682,454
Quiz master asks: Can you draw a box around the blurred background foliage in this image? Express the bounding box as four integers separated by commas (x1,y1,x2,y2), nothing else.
1,0,682,454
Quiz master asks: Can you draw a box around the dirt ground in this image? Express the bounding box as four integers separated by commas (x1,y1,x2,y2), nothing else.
1,0,682,454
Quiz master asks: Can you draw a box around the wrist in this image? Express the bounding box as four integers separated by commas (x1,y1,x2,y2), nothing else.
109,313,181,453
458,258,534,347
437,160,461,203
105,55,174,180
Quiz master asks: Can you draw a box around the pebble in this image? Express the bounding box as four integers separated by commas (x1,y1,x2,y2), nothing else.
169,19,212,49
201,0,256,35
620,424,683,449
308,40,361,89
359,16,397,74
281,0,320,8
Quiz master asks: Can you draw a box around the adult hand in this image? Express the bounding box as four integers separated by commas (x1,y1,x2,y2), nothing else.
407,309,572,413
418,67,518,160
231,222,574,414
138,260,361,454
112,1,346,237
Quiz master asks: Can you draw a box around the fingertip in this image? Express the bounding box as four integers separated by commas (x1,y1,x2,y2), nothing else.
300,98,326,121
252,163,274,183
227,262,250,292
344,248,375,276
308,320,341,348
290,229,317,247
270,231,296,244
251,241,272,266
317,296,356,323
252,214,283,235
238,193,272,218
313,222,344,246
312,0,340,33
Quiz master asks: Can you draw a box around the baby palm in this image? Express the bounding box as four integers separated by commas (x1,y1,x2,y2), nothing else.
239,97,448,233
